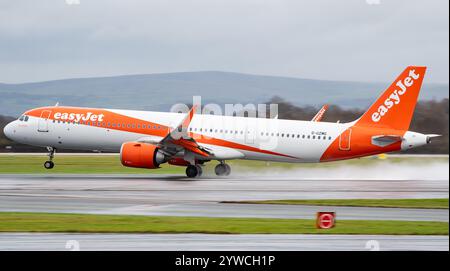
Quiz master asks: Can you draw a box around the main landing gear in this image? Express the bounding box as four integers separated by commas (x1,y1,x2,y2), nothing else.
186,165,203,178
214,162,231,177
44,147,55,169
185,162,231,178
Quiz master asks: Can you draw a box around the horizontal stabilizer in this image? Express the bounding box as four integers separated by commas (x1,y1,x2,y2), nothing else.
371,135,403,147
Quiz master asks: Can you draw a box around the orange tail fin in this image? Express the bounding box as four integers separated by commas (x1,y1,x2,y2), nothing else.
356,66,427,131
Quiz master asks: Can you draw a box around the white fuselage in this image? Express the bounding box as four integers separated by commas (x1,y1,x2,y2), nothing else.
5,107,351,163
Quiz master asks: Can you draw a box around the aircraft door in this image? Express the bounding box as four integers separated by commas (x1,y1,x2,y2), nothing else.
339,128,352,151
38,110,52,132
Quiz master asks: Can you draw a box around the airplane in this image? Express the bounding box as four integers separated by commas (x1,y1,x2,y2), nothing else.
3,66,439,178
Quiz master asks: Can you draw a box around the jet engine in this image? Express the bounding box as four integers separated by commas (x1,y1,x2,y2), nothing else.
120,142,168,169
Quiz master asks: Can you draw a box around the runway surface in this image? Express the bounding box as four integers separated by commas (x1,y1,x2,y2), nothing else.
0,196,448,221
0,174,447,251
0,233,447,251
0,174,448,221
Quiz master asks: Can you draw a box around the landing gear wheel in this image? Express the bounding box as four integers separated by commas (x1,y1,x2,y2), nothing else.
224,163,231,176
44,161,54,169
186,165,199,178
195,165,203,177
215,163,231,176
44,147,56,169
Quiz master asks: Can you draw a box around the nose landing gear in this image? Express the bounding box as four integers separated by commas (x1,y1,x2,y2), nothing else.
44,161,54,169
44,147,56,169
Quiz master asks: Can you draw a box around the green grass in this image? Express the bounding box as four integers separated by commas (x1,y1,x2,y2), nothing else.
0,155,184,174
224,198,449,209
0,212,447,235
0,154,447,174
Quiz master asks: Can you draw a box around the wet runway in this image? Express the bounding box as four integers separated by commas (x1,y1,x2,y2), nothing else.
0,174,447,251
0,174,448,201
0,174,448,221
0,196,448,221
0,233,447,251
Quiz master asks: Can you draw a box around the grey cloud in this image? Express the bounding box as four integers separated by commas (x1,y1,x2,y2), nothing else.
0,0,448,83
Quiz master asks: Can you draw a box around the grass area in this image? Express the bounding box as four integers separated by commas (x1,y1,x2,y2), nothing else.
0,155,184,174
224,198,449,209
0,212,447,235
0,154,447,174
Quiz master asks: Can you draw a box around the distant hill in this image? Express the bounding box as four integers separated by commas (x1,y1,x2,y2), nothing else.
0,71,448,117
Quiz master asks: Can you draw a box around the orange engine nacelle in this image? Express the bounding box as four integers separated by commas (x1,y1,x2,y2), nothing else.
120,142,167,169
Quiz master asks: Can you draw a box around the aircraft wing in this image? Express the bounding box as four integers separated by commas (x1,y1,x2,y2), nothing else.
311,104,329,122
157,106,213,157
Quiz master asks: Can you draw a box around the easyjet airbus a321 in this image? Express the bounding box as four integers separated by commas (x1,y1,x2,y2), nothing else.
3,66,439,177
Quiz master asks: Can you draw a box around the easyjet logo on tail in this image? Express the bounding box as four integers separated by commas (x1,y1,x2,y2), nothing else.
371,69,420,123
54,112,105,122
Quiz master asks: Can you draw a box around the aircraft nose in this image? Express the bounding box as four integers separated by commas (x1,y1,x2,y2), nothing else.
3,122,14,140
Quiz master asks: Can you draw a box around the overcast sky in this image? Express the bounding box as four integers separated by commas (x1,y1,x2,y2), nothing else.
0,0,448,84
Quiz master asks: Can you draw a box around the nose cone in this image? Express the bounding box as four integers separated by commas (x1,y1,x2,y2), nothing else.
3,122,14,140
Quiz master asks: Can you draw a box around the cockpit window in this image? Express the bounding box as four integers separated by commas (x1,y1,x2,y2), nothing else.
18,115,30,122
